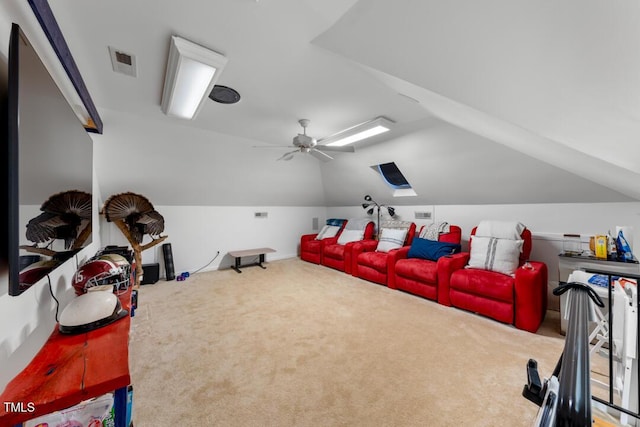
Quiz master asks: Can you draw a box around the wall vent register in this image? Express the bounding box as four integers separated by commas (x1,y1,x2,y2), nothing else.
415,212,432,219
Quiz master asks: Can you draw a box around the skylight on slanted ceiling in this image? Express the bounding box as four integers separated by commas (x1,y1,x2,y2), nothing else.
371,162,417,197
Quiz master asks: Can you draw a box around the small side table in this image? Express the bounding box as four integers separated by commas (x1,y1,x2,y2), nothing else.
228,247,276,273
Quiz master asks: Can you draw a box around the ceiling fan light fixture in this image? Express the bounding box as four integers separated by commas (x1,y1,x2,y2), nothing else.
259,118,356,162
161,36,228,120
323,117,394,147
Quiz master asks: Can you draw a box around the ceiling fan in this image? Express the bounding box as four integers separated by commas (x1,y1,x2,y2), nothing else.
258,119,355,161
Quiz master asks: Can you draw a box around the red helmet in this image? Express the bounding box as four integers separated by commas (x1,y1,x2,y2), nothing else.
72,258,130,296
19,260,60,291
96,253,132,293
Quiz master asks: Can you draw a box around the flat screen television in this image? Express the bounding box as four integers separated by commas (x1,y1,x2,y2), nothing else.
3,23,93,297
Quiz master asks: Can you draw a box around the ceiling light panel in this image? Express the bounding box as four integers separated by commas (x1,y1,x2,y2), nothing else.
323,117,394,147
161,36,228,120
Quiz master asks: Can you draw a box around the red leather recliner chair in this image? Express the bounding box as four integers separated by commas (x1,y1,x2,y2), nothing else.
322,221,375,274
389,225,462,303
439,225,548,333
300,219,347,265
353,221,417,286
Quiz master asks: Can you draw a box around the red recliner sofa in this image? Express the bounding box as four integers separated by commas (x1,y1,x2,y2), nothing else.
322,221,375,274
353,221,417,286
389,225,463,303
439,225,548,333
300,219,347,264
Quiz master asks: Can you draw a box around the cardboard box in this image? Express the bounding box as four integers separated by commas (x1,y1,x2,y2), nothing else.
24,393,113,427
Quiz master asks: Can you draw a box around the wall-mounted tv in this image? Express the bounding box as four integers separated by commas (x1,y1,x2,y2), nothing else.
3,23,93,297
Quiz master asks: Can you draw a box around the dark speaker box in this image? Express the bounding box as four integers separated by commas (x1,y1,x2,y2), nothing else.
162,243,175,281
141,263,159,285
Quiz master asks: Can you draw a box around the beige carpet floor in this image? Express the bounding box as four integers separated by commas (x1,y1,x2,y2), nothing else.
129,258,566,426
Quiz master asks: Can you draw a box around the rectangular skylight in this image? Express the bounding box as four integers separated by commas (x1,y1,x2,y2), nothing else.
371,162,417,197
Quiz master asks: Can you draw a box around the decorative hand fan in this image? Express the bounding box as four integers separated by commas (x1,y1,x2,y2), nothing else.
25,190,92,249
102,192,165,243
102,192,168,288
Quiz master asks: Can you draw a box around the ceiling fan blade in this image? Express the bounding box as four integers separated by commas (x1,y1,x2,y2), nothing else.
310,149,333,162
277,149,299,161
315,145,355,153
253,145,296,149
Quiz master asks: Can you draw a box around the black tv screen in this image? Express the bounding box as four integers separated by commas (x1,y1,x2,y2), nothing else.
3,23,93,296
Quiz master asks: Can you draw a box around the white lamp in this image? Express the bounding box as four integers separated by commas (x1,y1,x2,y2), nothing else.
161,36,228,120
323,116,394,147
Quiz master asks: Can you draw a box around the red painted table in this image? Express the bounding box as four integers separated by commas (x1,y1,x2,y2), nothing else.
0,289,132,426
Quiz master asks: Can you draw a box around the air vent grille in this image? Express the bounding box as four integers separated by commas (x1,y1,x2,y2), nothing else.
415,212,432,219
109,46,137,77
115,51,132,65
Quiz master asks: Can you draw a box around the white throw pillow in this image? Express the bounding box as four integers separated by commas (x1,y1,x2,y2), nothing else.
467,236,524,276
474,220,525,240
315,225,329,240
337,229,365,245
376,228,408,253
315,225,341,240
344,218,372,231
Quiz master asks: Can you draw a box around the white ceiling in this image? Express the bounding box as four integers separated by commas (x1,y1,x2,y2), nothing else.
1,0,638,206
45,0,427,144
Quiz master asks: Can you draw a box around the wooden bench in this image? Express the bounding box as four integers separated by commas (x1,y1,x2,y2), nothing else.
228,247,276,273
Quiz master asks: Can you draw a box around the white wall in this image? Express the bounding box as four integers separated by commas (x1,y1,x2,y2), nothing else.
100,205,329,277
319,120,635,207
91,109,328,207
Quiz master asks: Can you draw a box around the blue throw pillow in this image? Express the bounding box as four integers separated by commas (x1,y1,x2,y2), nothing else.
326,218,347,227
407,238,461,261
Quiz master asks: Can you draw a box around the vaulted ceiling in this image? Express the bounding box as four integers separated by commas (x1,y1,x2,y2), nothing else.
1,0,638,206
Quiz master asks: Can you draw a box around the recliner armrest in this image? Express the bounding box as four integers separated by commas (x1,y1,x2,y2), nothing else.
394,246,411,261
514,261,548,333
438,252,469,274
386,246,411,289
300,233,319,244
322,236,340,246
353,239,378,253
351,239,379,277
343,240,363,275
436,252,470,306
